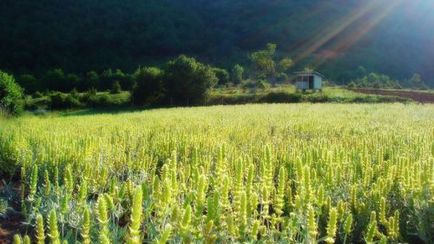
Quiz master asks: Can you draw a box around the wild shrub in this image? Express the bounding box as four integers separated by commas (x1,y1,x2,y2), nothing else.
0,71,24,115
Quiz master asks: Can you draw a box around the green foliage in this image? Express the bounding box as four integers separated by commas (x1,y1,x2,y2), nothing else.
349,73,402,89
48,92,82,110
231,64,244,84
408,73,428,90
248,44,294,84
276,72,289,82
85,71,100,90
110,81,122,94
257,79,271,90
42,69,66,92
277,58,294,73
164,55,217,105
213,68,230,86
249,43,277,79
0,70,24,115
131,67,165,106
260,91,301,103
17,74,39,94
240,80,258,90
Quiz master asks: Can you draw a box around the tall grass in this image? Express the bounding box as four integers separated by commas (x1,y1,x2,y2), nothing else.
0,104,433,243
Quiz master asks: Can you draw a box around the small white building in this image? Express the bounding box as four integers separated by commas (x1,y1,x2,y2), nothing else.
294,71,324,91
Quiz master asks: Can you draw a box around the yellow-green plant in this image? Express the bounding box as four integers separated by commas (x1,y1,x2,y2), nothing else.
97,197,110,244
44,169,51,197
0,104,432,243
35,213,46,244
28,164,38,201
325,207,338,244
365,211,378,244
13,234,22,244
48,210,61,244
23,235,31,244
306,205,317,242
342,214,353,244
81,207,91,244
127,186,143,244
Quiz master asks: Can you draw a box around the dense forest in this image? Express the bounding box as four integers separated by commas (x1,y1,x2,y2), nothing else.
1,0,433,86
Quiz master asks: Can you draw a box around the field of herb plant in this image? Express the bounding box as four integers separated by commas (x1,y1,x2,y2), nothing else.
0,104,433,243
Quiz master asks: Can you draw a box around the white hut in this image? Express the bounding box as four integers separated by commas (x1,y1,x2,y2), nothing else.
294,71,324,91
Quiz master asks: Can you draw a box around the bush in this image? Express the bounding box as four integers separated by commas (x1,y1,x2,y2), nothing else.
131,67,165,106
48,92,82,110
213,68,230,86
81,92,128,108
17,74,39,94
241,80,257,90
260,92,302,103
25,96,51,110
0,134,22,176
87,88,97,96
164,55,218,106
276,73,289,82
349,72,403,89
347,82,357,88
231,64,244,84
33,91,44,98
111,81,122,94
304,94,330,103
0,71,24,115
257,79,271,90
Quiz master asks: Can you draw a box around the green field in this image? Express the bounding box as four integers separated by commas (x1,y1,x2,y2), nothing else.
0,104,433,243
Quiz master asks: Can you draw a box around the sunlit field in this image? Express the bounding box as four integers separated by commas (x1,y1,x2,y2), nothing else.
1,104,433,243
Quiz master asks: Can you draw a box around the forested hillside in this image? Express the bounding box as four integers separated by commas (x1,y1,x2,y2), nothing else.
1,0,433,85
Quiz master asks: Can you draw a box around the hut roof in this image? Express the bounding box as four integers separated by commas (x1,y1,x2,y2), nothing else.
294,71,325,79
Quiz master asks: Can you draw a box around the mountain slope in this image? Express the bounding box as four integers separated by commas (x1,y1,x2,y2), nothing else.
0,0,433,85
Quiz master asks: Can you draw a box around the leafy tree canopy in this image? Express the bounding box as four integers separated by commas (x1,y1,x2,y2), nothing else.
0,71,24,115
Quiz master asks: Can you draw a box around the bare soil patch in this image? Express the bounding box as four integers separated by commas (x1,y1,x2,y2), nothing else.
351,88,434,103
0,181,25,244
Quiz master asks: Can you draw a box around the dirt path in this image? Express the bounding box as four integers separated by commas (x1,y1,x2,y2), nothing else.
351,88,434,103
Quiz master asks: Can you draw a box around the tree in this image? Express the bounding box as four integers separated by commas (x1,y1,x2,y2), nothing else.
212,68,230,86
17,74,39,94
100,69,114,90
231,64,244,84
65,73,81,91
249,43,277,79
356,66,367,78
111,81,122,94
113,69,128,90
164,55,217,105
277,58,294,73
0,71,24,115
85,71,100,90
131,67,165,106
409,73,427,89
43,68,65,91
